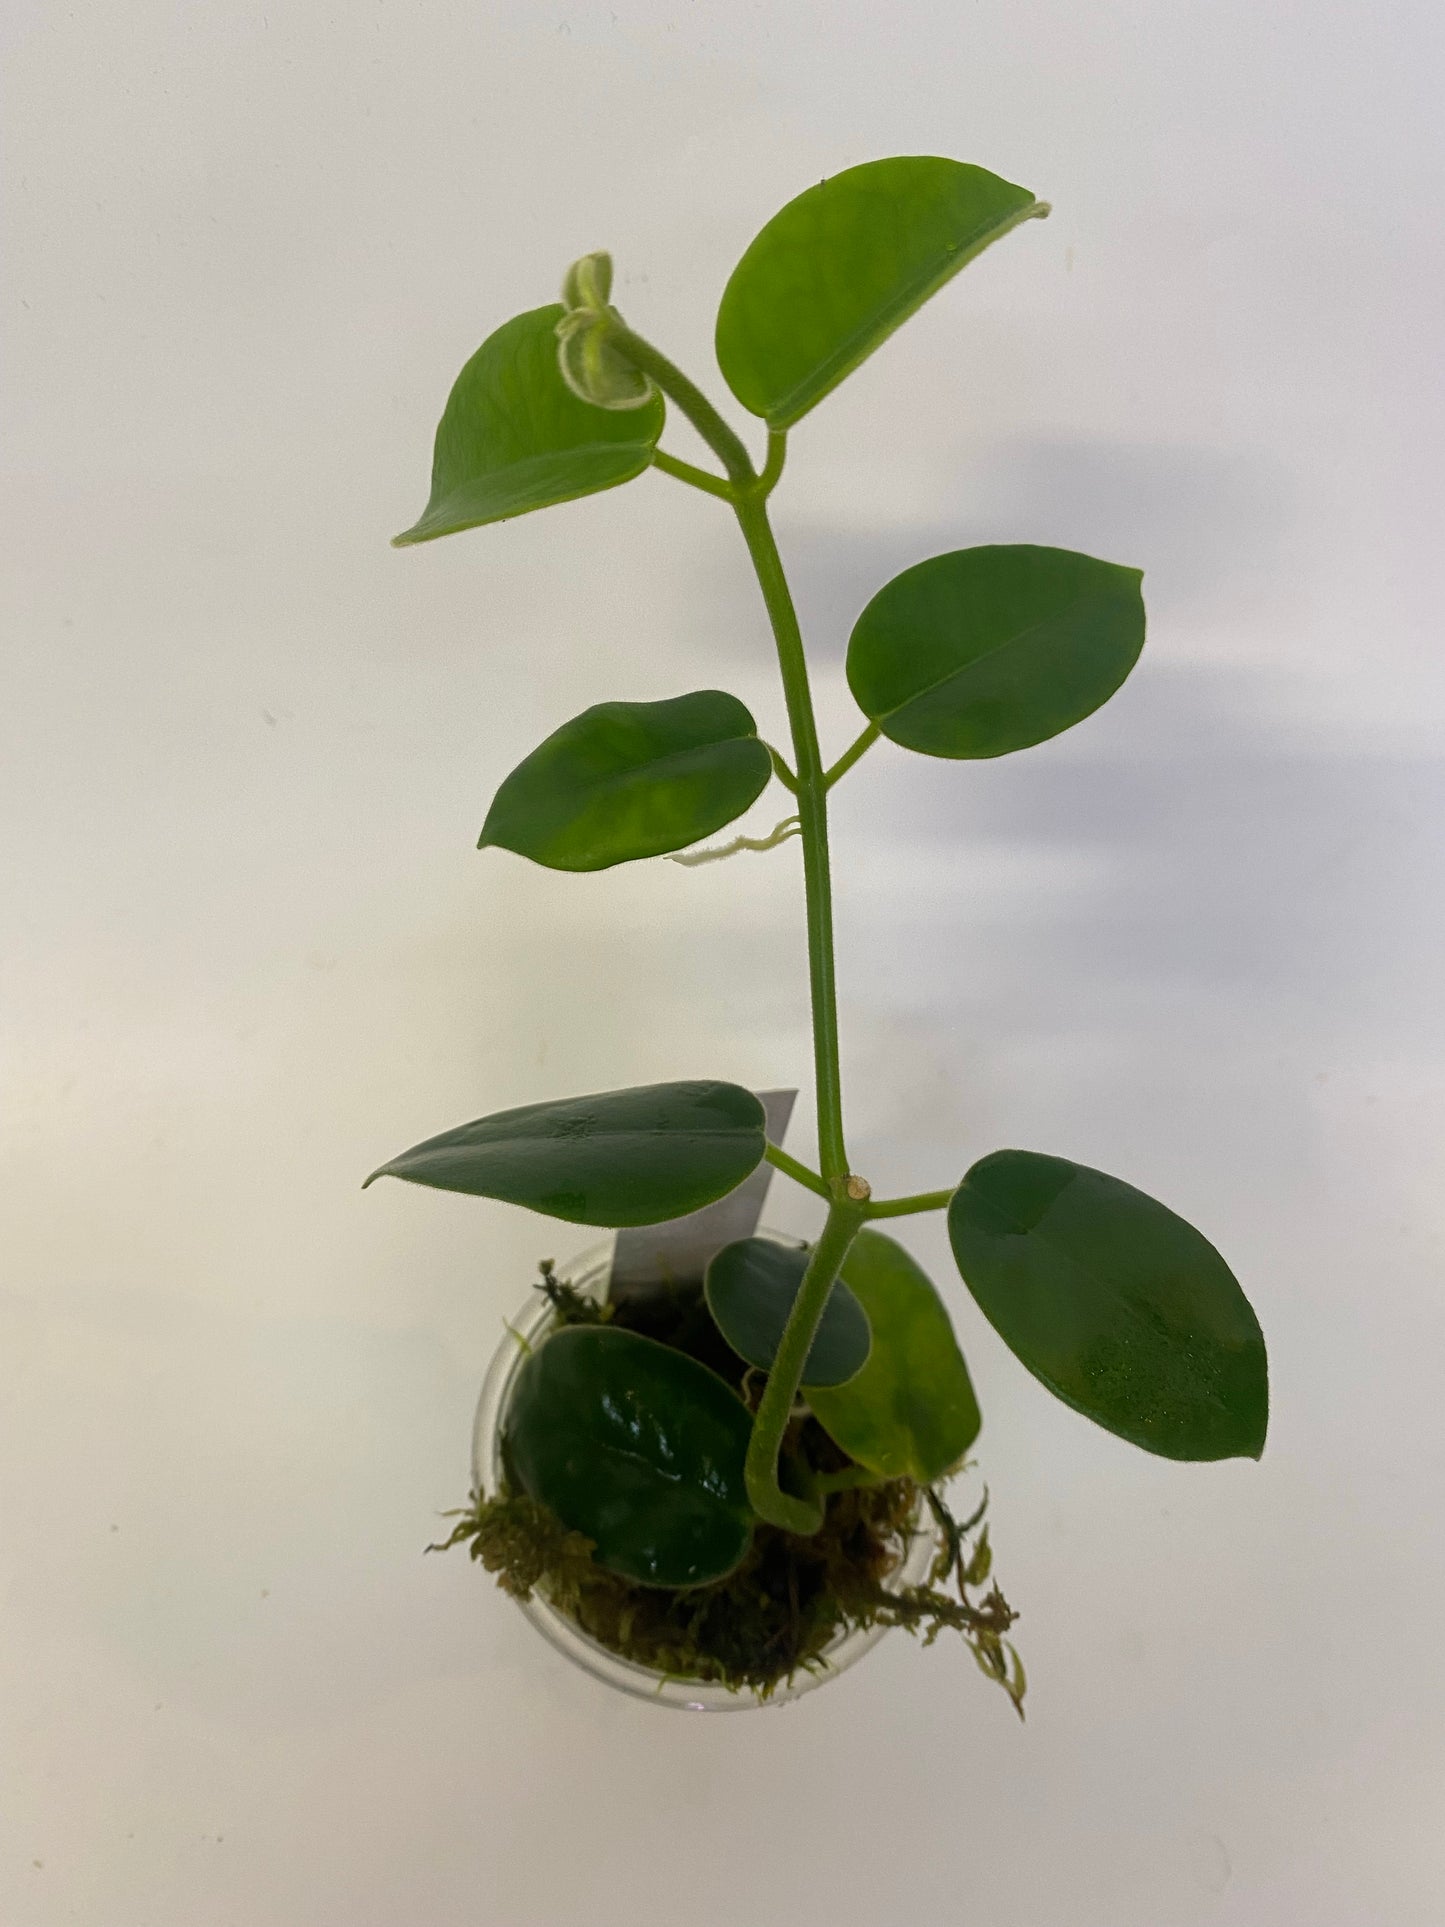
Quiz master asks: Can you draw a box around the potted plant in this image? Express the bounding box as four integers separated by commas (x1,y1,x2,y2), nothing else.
367,156,1269,1711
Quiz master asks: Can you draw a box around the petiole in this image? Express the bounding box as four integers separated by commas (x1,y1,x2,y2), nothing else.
651,448,736,502
824,721,882,789
764,1142,831,1201
865,1188,955,1219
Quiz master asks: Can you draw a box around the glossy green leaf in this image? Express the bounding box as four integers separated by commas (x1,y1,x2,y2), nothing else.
363,1080,766,1227
478,691,773,871
393,305,664,545
847,545,1146,759
807,1230,981,1481
715,156,1045,428
703,1237,871,1388
948,1150,1268,1461
506,1326,754,1587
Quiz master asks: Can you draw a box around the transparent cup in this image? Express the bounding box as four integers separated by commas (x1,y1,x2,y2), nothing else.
471,1236,939,1712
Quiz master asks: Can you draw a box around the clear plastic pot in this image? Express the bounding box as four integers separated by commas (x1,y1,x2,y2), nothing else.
470,1236,939,1712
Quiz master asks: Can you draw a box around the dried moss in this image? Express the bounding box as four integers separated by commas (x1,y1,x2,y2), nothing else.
434,1265,1025,1709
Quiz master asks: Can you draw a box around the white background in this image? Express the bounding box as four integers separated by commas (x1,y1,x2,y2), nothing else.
4,2,1443,1921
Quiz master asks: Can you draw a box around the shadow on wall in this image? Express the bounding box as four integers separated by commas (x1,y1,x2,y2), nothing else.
837,660,1441,1196
765,443,1443,1210
782,434,1296,664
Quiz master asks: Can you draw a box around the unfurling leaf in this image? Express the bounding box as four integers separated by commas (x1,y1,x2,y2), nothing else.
561,250,615,313
555,251,657,410
556,311,657,411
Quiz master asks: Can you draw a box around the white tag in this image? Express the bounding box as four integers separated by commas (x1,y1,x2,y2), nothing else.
608,1089,797,1301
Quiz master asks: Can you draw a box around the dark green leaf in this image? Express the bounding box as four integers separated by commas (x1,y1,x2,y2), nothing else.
948,1150,1268,1461
847,545,1145,759
807,1230,981,1481
715,157,1045,428
703,1237,871,1388
506,1326,754,1587
363,1080,766,1227
479,691,773,871
393,305,664,545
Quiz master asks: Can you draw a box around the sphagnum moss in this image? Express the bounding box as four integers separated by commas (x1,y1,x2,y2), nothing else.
432,1477,1020,1706
432,1269,1024,1709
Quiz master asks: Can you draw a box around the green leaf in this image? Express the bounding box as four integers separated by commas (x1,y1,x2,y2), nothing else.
807,1230,981,1481
703,1237,871,1388
393,305,664,545
715,156,1046,428
948,1150,1268,1461
363,1080,766,1227
506,1326,754,1587
479,691,774,872
847,545,1146,759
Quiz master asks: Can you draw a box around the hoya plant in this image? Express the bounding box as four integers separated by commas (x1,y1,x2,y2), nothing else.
369,157,1269,1706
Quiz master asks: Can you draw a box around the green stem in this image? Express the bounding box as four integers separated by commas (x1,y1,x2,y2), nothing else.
758,427,787,496
602,319,846,1176
733,492,849,1184
602,317,863,1533
764,1142,830,1201
824,721,881,789
866,1187,955,1219
744,1198,866,1532
651,448,735,501
604,322,756,488
763,742,799,793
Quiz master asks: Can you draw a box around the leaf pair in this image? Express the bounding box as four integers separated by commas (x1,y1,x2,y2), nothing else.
396,158,1047,547
481,534,1149,875
702,1232,981,1482
477,538,1148,878
698,1158,1271,1476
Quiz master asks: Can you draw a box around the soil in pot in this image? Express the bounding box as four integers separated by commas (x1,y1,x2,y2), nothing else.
434,1266,1024,1706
